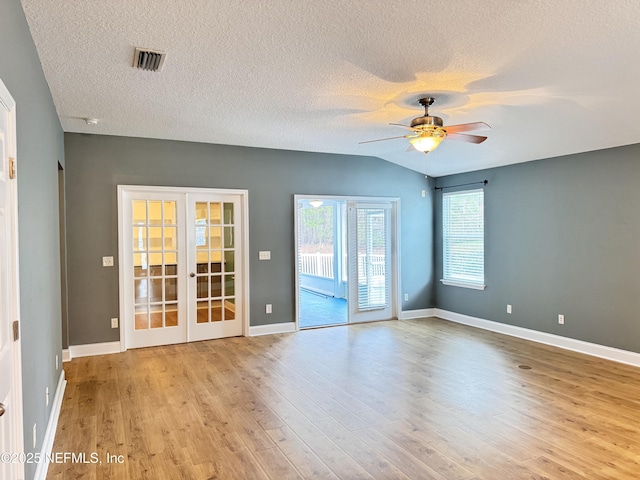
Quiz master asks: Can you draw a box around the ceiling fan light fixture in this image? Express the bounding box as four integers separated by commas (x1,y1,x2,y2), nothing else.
409,128,446,152
358,96,490,152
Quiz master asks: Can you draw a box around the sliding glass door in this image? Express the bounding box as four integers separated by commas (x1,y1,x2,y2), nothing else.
295,196,399,328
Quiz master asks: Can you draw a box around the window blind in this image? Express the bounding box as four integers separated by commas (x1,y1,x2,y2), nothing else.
442,189,484,286
352,206,389,310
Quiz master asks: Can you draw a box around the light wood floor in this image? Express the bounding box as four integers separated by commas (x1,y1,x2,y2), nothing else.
48,318,640,479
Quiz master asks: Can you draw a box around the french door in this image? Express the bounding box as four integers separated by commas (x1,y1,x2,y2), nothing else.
348,201,395,323
187,193,243,341
119,187,247,349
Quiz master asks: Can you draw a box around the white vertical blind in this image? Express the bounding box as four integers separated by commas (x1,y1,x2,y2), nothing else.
351,205,390,310
442,189,485,286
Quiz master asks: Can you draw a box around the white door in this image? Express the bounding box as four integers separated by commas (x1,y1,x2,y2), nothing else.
348,202,395,323
0,80,24,480
120,187,246,349
187,194,243,341
122,192,187,349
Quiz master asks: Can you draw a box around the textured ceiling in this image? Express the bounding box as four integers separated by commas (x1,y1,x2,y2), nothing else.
21,0,640,176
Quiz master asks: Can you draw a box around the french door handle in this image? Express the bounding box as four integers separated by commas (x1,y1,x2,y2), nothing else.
0,403,6,417
189,272,195,278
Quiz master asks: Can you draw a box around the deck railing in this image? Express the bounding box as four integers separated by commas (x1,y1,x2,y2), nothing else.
299,253,385,279
299,253,334,278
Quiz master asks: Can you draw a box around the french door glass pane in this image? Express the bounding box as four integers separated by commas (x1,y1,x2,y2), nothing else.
149,201,162,225
197,301,208,323
133,200,147,224
224,227,234,248
224,251,234,272
211,301,222,322
135,305,149,330
149,264,162,277
149,252,162,268
195,202,207,222
210,202,221,224
211,251,222,272
196,276,208,298
211,276,222,297
165,262,177,275
133,199,179,330
210,227,221,248
165,306,178,326
226,299,236,320
223,203,234,224
133,227,147,251
165,278,177,301
163,201,176,224
150,309,163,328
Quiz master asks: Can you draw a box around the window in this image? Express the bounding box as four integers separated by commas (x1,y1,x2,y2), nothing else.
442,189,485,289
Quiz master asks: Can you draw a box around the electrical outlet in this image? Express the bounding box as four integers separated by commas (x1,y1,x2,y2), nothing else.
558,314,565,325
46,387,49,407
111,317,119,328
421,190,426,198
404,293,409,301
102,256,114,267
507,304,512,314
266,304,272,314
33,424,37,449
259,251,271,260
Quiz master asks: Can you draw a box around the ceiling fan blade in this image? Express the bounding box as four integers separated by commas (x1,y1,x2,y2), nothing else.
389,123,415,131
445,122,491,134
446,132,488,144
358,134,408,144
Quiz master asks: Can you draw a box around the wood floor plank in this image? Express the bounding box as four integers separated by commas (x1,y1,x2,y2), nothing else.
265,426,339,479
252,446,304,480
47,318,640,479
303,435,376,480
313,416,413,480
354,426,451,480
375,420,475,480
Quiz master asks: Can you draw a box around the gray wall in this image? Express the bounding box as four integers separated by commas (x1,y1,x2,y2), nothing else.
434,144,640,353
64,133,434,345
0,0,64,477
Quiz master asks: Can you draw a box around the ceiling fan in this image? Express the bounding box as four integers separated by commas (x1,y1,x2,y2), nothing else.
359,97,490,154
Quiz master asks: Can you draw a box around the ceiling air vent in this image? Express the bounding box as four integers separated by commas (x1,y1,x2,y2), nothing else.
133,47,166,72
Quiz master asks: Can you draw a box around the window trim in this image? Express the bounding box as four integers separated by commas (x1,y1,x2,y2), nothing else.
441,188,486,291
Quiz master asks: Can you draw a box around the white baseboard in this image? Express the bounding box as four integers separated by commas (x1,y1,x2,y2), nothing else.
61,349,71,363
249,322,296,336
33,369,66,480
68,341,122,359
434,309,640,368
400,308,436,320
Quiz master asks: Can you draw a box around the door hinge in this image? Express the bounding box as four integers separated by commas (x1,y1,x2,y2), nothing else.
9,157,16,179
13,321,19,341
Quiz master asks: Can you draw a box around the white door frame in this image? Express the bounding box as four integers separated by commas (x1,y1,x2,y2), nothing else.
0,79,25,480
118,185,250,351
294,194,401,330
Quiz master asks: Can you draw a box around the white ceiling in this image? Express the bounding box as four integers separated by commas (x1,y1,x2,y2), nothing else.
21,0,640,176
